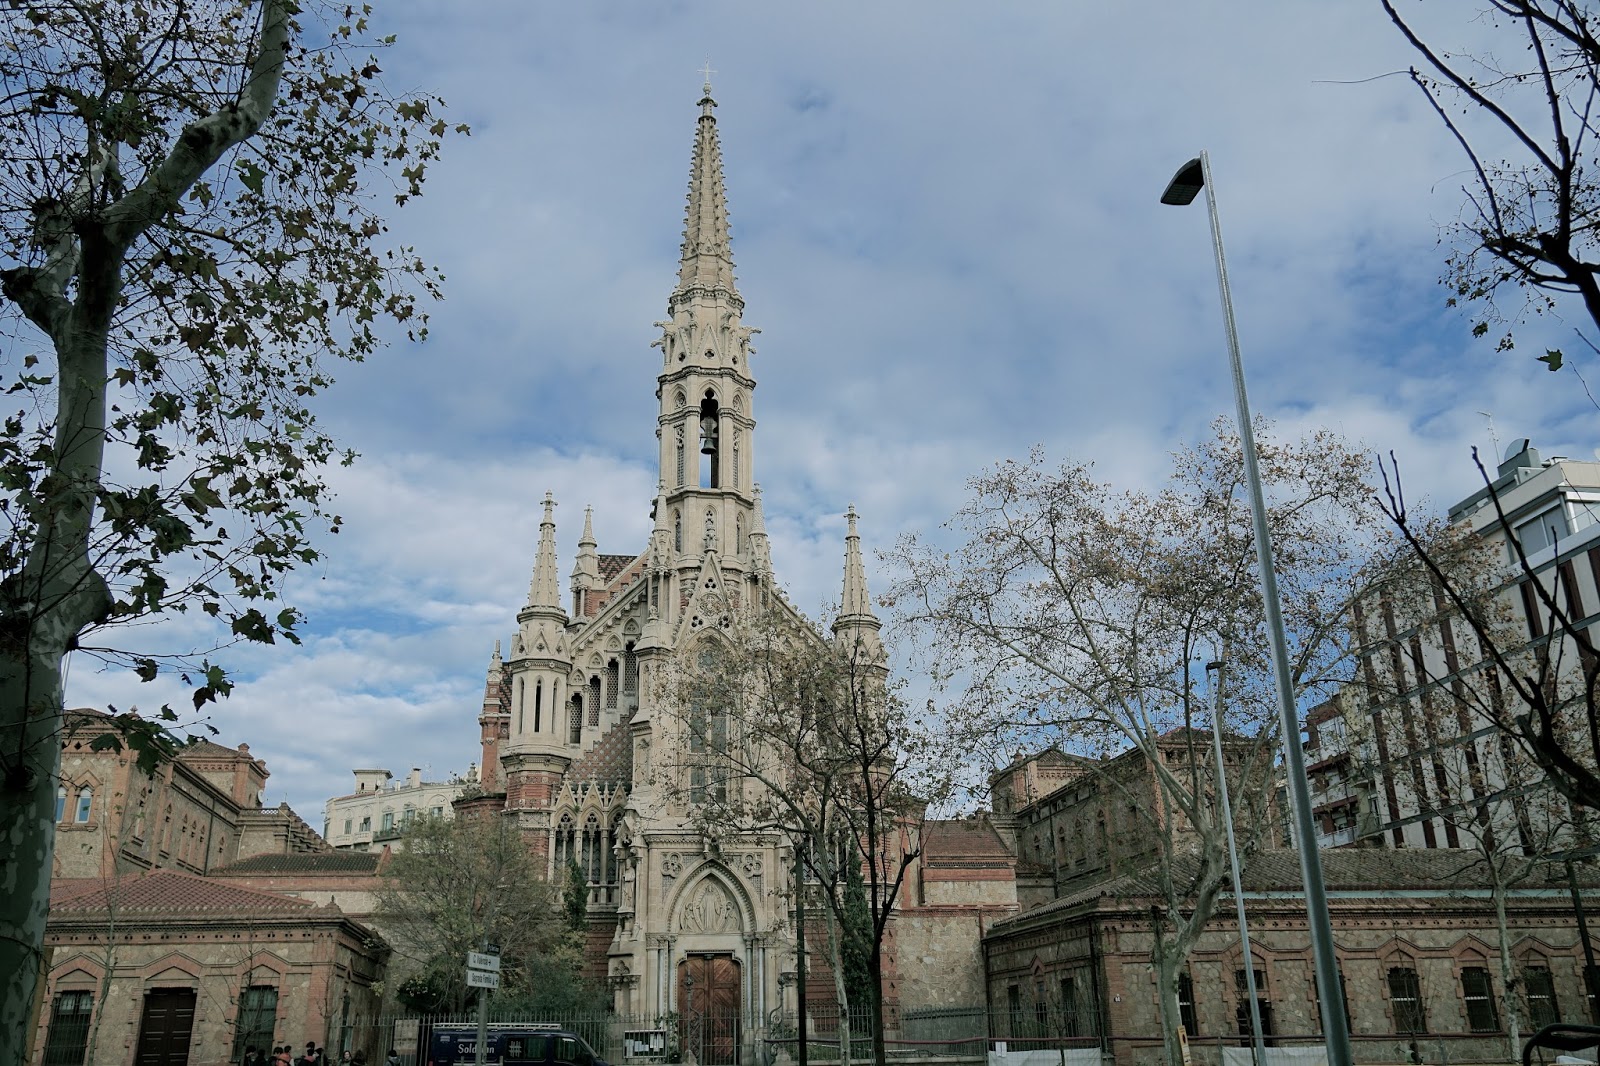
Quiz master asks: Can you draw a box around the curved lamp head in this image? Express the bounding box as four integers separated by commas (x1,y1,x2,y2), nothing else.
1161,157,1205,206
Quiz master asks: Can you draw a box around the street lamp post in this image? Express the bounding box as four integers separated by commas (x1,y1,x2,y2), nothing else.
1161,151,1353,1066
1207,660,1266,1066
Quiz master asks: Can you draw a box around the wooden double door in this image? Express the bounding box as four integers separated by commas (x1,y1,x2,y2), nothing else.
678,954,741,1065
135,988,196,1066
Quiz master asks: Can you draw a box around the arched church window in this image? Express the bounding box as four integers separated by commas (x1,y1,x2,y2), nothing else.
534,679,543,734
517,677,525,734
55,785,66,822
732,431,741,488
688,647,729,805
589,677,601,726
569,695,583,745
624,643,638,696
555,812,576,867
581,811,606,885
735,514,743,554
673,511,682,553
676,427,686,487
700,391,721,488
75,787,92,824
606,660,620,710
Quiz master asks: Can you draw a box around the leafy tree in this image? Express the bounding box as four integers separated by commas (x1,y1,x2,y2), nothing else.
840,855,873,1027
1381,0,1600,372
564,857,588,929
886,423,1445,1066
0,1,456,1052
375,814,596,1014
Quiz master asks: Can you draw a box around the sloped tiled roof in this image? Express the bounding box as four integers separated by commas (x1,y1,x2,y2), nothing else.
50,870,315,915
567,709,636,787
599,553,640,584
177,738,249,761
924,819,1014,862
993,847,1600,929
214,851,384,876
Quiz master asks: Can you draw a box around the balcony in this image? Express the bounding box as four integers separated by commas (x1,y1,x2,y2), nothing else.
1317,826,1359,848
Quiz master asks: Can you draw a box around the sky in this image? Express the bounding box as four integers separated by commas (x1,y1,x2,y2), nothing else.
62,1,1600,829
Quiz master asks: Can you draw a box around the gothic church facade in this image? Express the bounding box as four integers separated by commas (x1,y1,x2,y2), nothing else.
462,84,948,1031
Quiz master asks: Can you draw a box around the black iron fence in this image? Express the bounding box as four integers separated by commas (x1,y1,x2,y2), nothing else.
335,1006,1541,1066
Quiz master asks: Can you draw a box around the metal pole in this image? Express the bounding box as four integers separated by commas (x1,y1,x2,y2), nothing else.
475,939,490,1066
1207,661,1266,1066
1195,150,1352,1066
796,840,809,1066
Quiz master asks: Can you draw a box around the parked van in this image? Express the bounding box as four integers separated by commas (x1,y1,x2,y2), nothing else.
425,1023,608,1066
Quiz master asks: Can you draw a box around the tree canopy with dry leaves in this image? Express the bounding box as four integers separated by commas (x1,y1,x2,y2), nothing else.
1382,0,1600,372
886,422,1449,1065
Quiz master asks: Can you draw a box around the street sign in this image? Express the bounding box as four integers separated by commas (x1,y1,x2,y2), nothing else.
466,968,501,989
466,952,501,973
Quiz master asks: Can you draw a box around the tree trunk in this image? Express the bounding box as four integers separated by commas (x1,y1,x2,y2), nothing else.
0,633,74,1062
1153,944,1187,1066
0,280,115,1064
1494,886,1520,1060
821,900,853,1066
868,933,885,1066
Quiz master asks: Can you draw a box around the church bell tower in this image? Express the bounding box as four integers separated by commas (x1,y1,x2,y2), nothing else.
650,78,760,588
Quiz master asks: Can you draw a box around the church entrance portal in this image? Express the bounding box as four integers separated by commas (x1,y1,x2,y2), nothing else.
678,954,741,1065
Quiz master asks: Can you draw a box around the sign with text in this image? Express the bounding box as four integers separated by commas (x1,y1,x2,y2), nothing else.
392,1019,419,1055
466,952,501,972
466,968,501,989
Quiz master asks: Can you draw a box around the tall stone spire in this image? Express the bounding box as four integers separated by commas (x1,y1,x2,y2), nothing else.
677,81,737,297
526,492,562,611
838,506,876,624
654,84,759,591
834,505,883,663
571,505,600,613
749,483,771,576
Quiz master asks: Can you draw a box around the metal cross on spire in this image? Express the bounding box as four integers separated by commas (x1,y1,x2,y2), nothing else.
699,60,717,95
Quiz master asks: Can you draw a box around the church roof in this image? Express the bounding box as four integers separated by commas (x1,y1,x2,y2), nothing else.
599,553,638,584
566,708,636,787
50,870,317,915
924,819,1014,863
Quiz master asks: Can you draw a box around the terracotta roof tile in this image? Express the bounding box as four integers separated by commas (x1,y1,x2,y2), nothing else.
214,852,384,875
994,847,1600,929
177,739,249,761
567,709,636,787
924,819,1015,862
599,553,641,584
50,870,315,915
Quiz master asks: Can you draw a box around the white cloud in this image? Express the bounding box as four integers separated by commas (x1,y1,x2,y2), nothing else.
66,0,1600,823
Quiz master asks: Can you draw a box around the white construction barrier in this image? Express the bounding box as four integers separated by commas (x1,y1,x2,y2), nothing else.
1221,1047,1329,1066
988,1049,1104,1066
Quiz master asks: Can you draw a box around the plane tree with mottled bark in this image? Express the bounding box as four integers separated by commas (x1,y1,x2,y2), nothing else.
885,423,1449,1065
0,1,458,1055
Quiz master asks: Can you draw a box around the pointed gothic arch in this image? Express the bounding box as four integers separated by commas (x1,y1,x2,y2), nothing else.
699,389,721,488
665,861,756,936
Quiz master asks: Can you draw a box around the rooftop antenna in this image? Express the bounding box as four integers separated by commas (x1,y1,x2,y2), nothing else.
1478,410,1500,458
